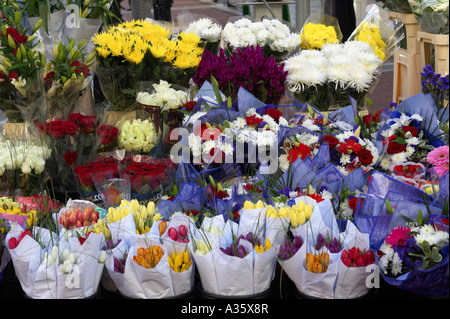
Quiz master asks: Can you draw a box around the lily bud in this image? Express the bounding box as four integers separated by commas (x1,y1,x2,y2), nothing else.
7,34,16,49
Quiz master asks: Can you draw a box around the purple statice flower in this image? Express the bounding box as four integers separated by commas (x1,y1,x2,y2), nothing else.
420,65,449,109
278,235,304,260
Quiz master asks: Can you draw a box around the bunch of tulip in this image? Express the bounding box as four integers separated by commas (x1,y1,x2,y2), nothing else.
278,235,304,260
341,247,375,267
118,199,161,235
306,251,330,273
168,250,192,273
167,225,189,243
254,238,272,253
58,206,99,229
243,200,265,210
290,200,314,228
133,245,164,269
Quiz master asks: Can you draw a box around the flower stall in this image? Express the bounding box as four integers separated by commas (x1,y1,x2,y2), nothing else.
0,0,448,302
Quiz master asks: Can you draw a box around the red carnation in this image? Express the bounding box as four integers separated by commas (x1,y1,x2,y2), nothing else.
184,101,196,112
265,108,283,122
97,125,118,145
245,114,263,126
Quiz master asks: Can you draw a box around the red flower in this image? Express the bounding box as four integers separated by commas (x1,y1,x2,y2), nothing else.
245,114,263,126
362,114,373,126
97,125,119,145
1,27,28,46
184,101,196,112
68,113,97,134
287,143,311,163
44,71,55,89
208,185,229,200
385,226,413,247
44,120,79,138
308,193,324,203
265,108,283,122
78,231,93,245
341,247,375,267
348,197,359,210
8,228,32,249
70,60,90,78
322,135,339,149
337,139,362,155
358,148,374,165
387,140,406,154
63,151,77,167
402,126,418,137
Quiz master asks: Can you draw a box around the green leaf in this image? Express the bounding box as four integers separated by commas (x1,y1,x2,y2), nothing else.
393,136,406,144
211,76,223,105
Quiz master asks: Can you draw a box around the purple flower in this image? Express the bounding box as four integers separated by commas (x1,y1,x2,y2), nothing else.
114,254,127,273
278,235,303,260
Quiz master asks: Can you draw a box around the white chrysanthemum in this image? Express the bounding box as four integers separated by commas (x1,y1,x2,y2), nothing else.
379,242,394,256
230,117,247,130
390,152,407,164
279,153,290,171
278,116,289,127
340,154,351,165
347,66,374,92
406,137,421,146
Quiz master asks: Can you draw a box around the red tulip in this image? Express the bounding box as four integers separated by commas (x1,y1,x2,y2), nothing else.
168,227,178,241
179,225,188,238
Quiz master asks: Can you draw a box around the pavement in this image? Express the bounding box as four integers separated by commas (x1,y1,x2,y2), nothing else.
119,0,395,111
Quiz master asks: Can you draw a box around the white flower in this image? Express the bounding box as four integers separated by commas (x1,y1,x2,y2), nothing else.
406,137,421,146
390,152,407,164
340,154,351,165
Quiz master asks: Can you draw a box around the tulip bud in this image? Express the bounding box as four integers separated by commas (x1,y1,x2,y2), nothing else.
179,225,188,238
168,227,178,241
159,220,167,236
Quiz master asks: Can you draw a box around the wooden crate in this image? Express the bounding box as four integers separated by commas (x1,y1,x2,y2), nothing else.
392,48,422,104
417,31,449,76
388,11,422,54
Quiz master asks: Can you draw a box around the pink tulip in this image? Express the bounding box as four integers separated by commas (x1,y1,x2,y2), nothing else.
179,225,188,238
168,227,178,241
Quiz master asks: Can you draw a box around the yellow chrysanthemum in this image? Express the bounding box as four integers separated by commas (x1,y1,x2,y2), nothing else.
178,31,201,45
300,23,339,50
95,46,110,58
149,42,168,59
355,22,386,61
172,53,196,69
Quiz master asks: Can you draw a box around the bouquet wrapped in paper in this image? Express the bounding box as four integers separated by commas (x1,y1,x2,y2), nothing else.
6,224,106,298
191,214,277,297
105,235,195,298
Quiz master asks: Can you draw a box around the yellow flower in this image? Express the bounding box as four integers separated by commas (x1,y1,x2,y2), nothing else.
172,53,193,69
355,22,386,61
255,238,272,253
300,23,339,50
149,42,168,59
178,31,201,45
168,250,192,272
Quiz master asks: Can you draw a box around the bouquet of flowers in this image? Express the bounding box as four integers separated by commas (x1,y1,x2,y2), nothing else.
92,19,204,110
284,41,383,111
42,39,95,120
0,7,45,122
0,139,51,195
377,210,449,295
299,14,342,50
409,0,449,34
222,17,300,62
6,223,106,298
377,112,433,170
193,45,287,105
118,118,158,153
327,130,380,176
105,234,195,298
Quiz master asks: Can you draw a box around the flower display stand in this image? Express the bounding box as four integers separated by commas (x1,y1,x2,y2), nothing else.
417,31,449,76
388,11,422,104
392,48,422,104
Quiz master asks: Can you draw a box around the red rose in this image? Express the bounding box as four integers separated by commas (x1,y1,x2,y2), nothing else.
63,151,77,167
362,114,373,126
184,101,196,112
70,60,90,78
44,120,79,138
44,71,55,89
387,141,406,154
265,108,283,122
358,148,374,165
322,135,339,149
402,126,418,137
1,27,28,46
